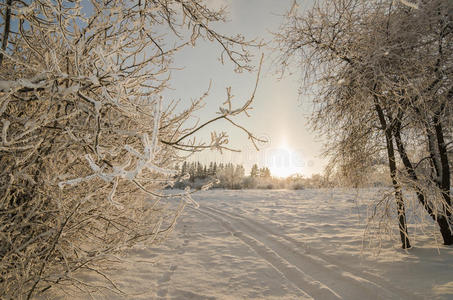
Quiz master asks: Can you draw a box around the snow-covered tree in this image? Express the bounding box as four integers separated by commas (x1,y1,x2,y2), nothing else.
276,0,452,247
250,163,259,177
260,167,271,178
0,0,262,298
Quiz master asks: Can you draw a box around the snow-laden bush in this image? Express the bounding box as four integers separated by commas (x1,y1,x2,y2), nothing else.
0,0,261,298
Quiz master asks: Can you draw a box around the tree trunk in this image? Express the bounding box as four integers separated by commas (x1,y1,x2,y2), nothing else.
0,0,13,67
433,118,452,210
385,132,411,249
394,119,453,245
374,99,411,249
431,111,452,244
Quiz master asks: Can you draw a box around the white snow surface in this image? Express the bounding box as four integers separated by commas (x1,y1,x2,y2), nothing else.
51,189,453,299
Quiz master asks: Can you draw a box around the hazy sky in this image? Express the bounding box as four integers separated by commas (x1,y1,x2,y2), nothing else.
163,0,326,177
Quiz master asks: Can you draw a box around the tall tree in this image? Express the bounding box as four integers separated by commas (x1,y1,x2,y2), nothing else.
276,0,452,247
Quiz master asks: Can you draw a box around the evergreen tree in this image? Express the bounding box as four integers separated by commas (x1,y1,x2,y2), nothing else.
174,164,180,178
235,165,245,179
196,162,204,179
181,161,188,176
189,162,196,182
250,164,259,177
208,162,214,176
260,167,271,178
213,162,218,175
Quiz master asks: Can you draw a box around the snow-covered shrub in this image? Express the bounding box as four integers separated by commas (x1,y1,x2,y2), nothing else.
0,0,261,298
241,176,258,189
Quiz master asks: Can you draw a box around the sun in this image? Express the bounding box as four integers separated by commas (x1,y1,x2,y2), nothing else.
270,166,297,178
267,144,303,178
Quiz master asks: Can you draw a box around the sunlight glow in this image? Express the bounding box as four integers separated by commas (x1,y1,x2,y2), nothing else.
267,144,303,178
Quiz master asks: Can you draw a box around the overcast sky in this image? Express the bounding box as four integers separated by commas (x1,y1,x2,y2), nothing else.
163,0,325,177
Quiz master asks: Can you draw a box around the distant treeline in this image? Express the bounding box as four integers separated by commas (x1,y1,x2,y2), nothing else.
173,161,328,190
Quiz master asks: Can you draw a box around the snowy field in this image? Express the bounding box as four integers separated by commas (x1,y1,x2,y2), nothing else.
50,189,453,299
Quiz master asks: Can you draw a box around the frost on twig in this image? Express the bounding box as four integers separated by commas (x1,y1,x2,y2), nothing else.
59,106,177,208
160,54,266,152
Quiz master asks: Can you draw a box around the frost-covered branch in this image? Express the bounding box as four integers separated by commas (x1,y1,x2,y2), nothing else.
161,54,265,151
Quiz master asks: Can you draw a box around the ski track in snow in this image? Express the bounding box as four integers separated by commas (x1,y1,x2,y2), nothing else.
42,189,453,299
196,205,420,300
